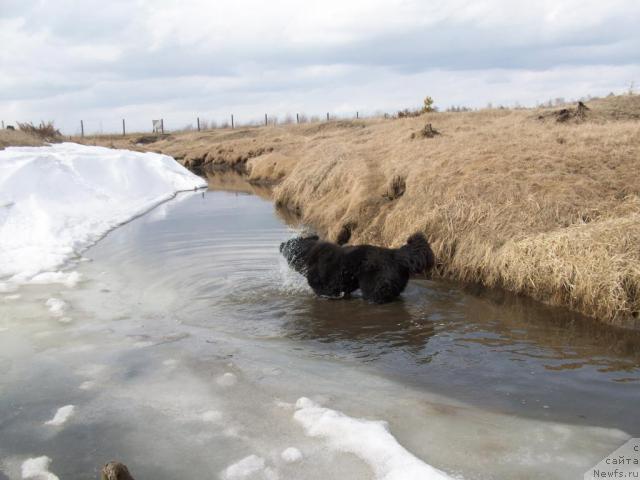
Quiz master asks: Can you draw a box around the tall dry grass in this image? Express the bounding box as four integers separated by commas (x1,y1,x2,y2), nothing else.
0,121,62,149
16,121,61,140
0,129,47,149
84,95,640,327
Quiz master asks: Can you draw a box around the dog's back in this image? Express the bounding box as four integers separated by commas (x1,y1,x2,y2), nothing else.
280,232,435,303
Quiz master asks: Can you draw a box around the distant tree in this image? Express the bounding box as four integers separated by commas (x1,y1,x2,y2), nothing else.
422,96,435,113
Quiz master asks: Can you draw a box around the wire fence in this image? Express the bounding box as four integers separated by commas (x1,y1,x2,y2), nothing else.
1,110,379,138
76,110,368,138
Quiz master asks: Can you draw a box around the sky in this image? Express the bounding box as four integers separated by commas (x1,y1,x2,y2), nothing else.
1,0,639,134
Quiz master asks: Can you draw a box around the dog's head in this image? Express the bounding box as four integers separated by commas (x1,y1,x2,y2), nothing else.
279,234,319,274
401,232,436,274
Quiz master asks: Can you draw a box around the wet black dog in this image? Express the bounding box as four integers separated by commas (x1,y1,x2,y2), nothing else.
280,233,435,303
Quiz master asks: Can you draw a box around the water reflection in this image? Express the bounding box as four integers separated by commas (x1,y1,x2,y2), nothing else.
283,297,437,361
204,170,273,199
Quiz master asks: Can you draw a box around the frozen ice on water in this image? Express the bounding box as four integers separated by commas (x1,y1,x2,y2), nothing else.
221,455,267,479
0,143,206,287
274,400,294,410
21,456,59,480
28,271,81,288
75,363,107,379
44,405,75,426
202,410,223,423
280,447,303,463
45,298,67,317
163,358,179,367
293,397,455,480
217,372,238,387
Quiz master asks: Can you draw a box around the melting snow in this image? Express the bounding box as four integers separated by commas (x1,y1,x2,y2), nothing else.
293,397,455,480
21,456,59,480
0,143,205,288
44,405,75,426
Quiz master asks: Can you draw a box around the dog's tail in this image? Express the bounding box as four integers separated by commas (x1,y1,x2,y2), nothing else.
396,232,435,274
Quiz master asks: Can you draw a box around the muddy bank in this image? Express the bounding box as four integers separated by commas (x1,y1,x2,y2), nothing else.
79,95,640,327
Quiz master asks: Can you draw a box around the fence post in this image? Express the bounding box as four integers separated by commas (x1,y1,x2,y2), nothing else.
197,117,200,131
231,114,234,129
161,119,164,134
264,113,268,126
122,119,126,136
326,112,329,121
296,113,299,124
356,111,359,119
80,120,84,138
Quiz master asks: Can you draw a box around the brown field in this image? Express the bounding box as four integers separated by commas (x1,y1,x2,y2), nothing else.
75,95,640,327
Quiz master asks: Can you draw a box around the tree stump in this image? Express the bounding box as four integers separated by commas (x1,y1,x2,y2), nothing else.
411,123,440,139
553,101,590,123
575,101,589,119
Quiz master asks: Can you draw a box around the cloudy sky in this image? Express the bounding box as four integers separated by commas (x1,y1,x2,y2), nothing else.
1,0,639,134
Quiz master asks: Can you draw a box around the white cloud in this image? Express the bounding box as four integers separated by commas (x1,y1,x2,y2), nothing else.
0,0,638,133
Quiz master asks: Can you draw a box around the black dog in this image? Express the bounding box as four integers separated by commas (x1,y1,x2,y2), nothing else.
280,233,435,303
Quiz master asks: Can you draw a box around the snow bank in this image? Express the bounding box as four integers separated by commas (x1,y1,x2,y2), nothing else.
0,143,205,287
293,397,455,480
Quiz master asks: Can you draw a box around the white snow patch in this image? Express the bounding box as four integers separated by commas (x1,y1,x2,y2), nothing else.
44,405,75,426
293,397,455,480
216,372,237,387
21,456,59,480
221,455,275,480
45,298,67,317
3,293,21,300
0,143,205,286
280,447,303,463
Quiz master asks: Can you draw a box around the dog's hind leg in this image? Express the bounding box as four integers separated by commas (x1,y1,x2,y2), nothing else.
358,269,409,304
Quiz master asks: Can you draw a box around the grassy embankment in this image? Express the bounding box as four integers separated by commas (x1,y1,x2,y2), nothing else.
78,95,640,327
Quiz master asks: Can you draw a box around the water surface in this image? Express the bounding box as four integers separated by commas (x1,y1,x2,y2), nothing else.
1,176,638,480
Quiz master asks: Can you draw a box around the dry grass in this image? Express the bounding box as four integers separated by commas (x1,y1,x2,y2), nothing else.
16,121,61,141
0,121,63,149
83,95,640,327
0,129,47,149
